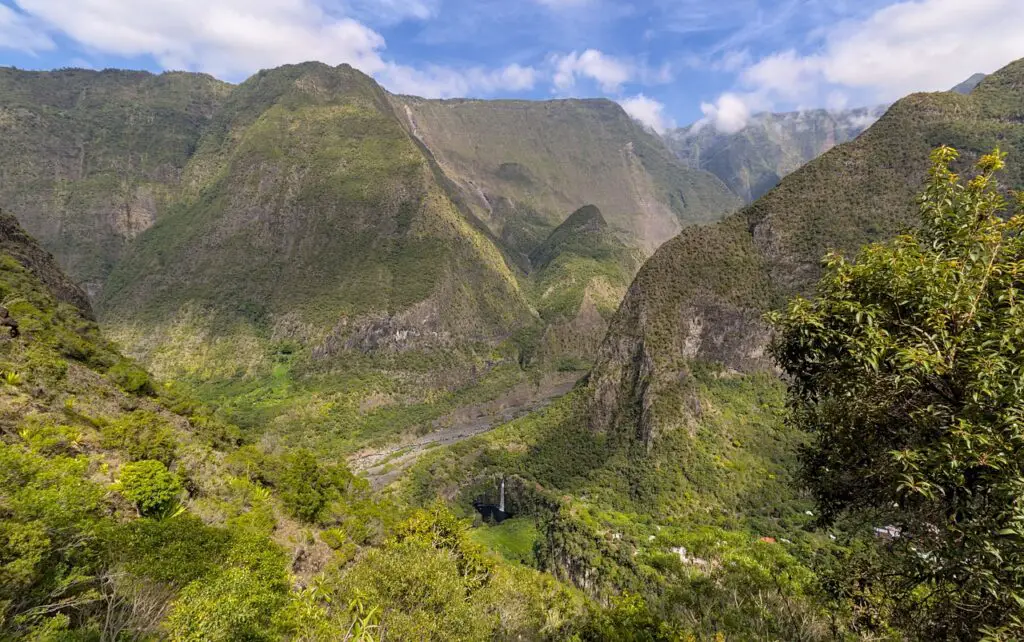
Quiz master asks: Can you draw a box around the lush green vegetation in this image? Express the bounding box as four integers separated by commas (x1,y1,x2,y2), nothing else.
469,518,539,564
6,57,1024,642
0,211,616,641
771,148,1024,639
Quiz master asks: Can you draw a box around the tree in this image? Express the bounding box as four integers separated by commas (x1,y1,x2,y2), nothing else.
769,147,1024,639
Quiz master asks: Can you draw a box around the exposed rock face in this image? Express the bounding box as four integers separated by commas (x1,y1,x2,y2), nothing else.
665,106,888,203
587,58,1024,446
394,96,741,256
0,305,18,337
0,67,230,298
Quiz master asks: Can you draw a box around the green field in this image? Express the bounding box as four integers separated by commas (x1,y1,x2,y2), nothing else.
470,518,540,564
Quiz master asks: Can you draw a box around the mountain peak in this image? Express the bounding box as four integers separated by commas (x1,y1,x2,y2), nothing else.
557,204,607,232
951,72,987,94
529,205,618,271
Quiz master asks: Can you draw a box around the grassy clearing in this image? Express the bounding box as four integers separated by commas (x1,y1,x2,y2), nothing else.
470,518,539,564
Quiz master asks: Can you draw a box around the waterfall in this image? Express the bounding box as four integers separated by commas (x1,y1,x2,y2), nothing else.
499,478,505,513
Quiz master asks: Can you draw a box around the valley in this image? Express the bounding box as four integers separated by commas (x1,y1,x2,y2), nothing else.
350,371,579,488
1,49,1023,640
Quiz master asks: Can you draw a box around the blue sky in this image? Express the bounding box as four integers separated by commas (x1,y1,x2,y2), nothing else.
1,0,1023,132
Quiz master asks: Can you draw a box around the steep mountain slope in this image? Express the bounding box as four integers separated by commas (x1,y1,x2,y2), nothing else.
101,63,533,375
0,210,593,640
394,96,741,256
588,57,1024,444
526,205,642,364
0,67,231,297
665,106,887,203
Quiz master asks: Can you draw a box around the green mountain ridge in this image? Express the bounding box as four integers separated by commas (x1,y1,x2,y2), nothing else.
526,205,642,364
952,72,987,94
587,57,1024,445
101,63,533,368
0,62,742,384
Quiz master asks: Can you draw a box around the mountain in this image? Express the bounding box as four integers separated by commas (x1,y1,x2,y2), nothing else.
0,67,231,298
99,62,536,375
395,96,741,257
0,63,742,382
587,57,1024,445
665,106,887,203
526,205,642,364
952,72,987,94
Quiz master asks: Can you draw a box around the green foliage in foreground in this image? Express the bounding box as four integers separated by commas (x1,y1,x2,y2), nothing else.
771,147,1024,639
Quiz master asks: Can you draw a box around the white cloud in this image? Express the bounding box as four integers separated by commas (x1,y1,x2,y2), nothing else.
380,62,537,98
13,0,388,78
814,0,1024,96
552,49,632,93
342,0,439,24
619,94,675,133
707,0,1024,129
697,92,753,134
714,49,751,72
0,3,53,51
1,0,537,99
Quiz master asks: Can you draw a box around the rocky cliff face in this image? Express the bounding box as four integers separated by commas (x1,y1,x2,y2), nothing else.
665,106,887,203
588,58,1024,446
394,96,741,256
0,67,230,298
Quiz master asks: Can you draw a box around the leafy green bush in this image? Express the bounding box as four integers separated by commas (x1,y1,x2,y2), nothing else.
100,411,178,464
272,449,357,524
115,460,183,517
107,358,154,395
105,515,233,587
165,533,291,642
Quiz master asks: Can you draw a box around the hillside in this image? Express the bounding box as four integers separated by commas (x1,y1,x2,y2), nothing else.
526,205,643,364
665,106,886,203
395,96,741,256
0,209,605,640
0,67,231,298
101,63,534,372
587,57,1024,444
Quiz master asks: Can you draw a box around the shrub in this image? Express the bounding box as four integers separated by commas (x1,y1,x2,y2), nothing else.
100,411,178,464
107,359,154,395
115,460,183,517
